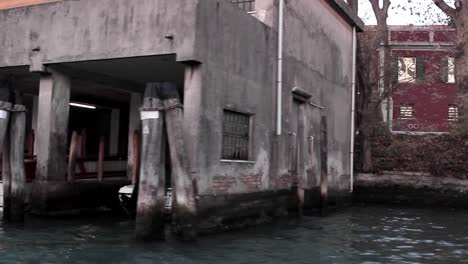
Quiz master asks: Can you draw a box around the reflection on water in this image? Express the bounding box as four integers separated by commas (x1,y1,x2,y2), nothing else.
0,206,468,263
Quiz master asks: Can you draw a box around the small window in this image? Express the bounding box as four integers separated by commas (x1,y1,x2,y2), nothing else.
222,110,251,160
398,57,417,83
448,105,459,122
230,0,255,12
399,104,415,120
441,57,455,83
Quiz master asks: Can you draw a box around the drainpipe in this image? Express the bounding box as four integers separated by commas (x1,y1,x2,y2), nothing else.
350,27,357,192
276,0,284,136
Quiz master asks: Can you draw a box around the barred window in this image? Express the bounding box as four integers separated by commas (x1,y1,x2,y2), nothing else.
222,110,251,160
399,104,415,120
231,0,255,12
449,105,459,122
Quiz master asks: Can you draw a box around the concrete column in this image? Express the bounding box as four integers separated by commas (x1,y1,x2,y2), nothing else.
32,96,38,155
127,93,142,181
30,68,71,213
183,64,203,193
109,108,120,156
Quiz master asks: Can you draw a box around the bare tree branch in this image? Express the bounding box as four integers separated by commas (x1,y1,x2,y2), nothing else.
433,0,457,20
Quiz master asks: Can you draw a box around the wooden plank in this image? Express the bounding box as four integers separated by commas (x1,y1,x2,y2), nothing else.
67,131,78,182
9,108,26,222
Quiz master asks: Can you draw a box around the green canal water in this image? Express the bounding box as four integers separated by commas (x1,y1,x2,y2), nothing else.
0,206,468,263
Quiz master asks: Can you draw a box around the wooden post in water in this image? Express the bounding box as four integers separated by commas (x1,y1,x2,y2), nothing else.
26,129,35,157
320,116,328,217
2,130,11,221
9,105,26,222
0,77,13,220
161,82,197,240
97,136,105,182
135,83,166,241
132,130,140,185
67,131,78,182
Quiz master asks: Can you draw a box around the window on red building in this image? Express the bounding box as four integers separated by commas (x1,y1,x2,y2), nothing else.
399,104,415,120
441,57,455,83
448,105,459,122
395,57,425,83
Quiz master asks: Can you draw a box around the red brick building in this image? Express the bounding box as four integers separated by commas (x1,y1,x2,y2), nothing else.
380,26,457,133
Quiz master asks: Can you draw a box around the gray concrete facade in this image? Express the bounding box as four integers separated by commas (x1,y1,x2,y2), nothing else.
0,0,363,225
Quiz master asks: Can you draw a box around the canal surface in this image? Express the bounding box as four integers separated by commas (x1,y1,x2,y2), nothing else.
0,206,467,263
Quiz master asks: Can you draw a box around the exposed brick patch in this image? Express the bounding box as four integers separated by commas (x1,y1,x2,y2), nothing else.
276,174,297,190
213,176,237,193
239,175,262,191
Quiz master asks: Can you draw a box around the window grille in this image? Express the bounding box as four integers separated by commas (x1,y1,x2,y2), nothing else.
449,105,459,122
230,0,255,12
399,104,415,119
222,110,251,160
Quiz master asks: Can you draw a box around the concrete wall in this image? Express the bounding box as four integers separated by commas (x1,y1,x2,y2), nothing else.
189,0,354,197
256,0,354,194
191,0,277,195
0,0,198,67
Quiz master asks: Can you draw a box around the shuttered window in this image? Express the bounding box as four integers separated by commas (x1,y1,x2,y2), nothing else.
231,0,255,12
222,110,251,160
441,57,455,83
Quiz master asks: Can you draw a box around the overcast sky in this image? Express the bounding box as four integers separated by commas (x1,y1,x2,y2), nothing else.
358,0,455,25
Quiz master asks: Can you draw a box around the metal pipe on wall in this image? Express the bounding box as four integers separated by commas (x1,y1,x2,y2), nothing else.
350,26,357,192
276,0,284,136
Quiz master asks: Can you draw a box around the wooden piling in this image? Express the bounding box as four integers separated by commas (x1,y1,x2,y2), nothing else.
161,83,197,240
135,83,166,241
97,136,105,182
9,105,26,222
67,131,78,182
2,129,11,221
320,116,328,217
26,129,34,157
132,130,140,185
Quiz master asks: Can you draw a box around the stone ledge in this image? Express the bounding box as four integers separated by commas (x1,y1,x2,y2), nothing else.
356,172,468,192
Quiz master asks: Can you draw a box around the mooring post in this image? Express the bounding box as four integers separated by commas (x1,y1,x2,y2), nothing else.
9,105,27,222
67,131,78,182
135,83,166,241
161,82,197,240
320,116,328,217
2,131,11,221
0,77,13,220
27,130,35,157
97,136,105,182
132,130,140,185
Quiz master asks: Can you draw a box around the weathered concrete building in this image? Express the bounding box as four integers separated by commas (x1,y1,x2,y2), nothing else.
0,0,363,237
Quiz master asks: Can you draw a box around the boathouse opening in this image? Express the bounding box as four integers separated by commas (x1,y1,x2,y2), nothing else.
0,54,186,214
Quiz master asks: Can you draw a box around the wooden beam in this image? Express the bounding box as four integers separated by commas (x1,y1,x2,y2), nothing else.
0,0,61,10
